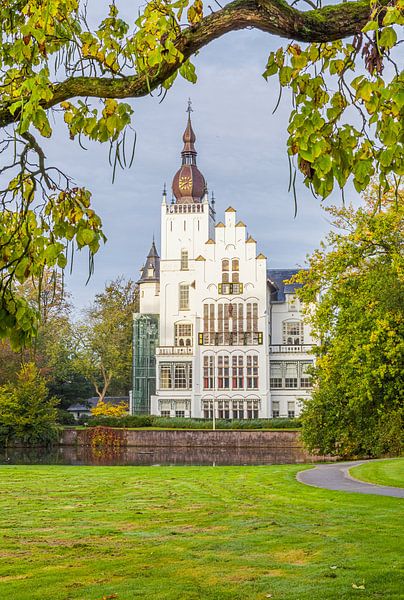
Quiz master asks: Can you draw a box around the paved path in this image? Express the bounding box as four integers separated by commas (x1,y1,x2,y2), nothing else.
297,460,404,498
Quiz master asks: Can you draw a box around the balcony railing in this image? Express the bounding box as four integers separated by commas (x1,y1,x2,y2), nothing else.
269,344,315,353
198,332,263,346
156,346,193,355
166,203,204,214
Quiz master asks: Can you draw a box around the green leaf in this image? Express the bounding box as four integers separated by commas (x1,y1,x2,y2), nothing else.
378,27,397,50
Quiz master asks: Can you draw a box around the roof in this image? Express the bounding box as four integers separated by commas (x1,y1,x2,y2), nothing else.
137,240,160,284
267,268,303,301
67,396,129,412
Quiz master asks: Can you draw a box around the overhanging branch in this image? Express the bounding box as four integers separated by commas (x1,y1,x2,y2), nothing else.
0,0,377,128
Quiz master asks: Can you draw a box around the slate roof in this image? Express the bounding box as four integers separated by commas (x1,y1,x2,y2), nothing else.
267,268,303,302
67,396,129,412
137,241,160,284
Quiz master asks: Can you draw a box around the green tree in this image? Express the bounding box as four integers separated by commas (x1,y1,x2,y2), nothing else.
0,0,402,346
0,362,59,446
294,186,403,457
75,277,138,401
0,271,92,406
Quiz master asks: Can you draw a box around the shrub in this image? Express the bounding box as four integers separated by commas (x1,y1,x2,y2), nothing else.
82,415,301,430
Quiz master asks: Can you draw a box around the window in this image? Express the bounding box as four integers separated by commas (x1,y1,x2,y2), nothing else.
203,356,215,390
222,259,229,283
218,355,230,389
174,364,187,389
181,250,189,270
232,258,239,283
159,363,192,390
246,302,258,336
247,400,259,419
218,400,230,419
175,410,185,418
246,355,259,389
161,410,171,418
218,282,244,295
270,360,313,389
282,321,304,345
160,364,172,389
232,400,244,420
175,323,192,347
288,401,295,419
232,355,244,389
179,284,189,310
285,362,298,388
288,295,298,312
203,400,213,419
203,303,215,345
300,362,312,388
270,362,283,388
272,401,280,418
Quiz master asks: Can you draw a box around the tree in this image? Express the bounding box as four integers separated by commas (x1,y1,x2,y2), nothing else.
0,0,402,346
91,399,129,417
294,185,403,457
0,270,92,406
74,277,138,401
0,362,59,446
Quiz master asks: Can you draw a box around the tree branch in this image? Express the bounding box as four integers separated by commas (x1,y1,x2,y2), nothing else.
0,0,378,128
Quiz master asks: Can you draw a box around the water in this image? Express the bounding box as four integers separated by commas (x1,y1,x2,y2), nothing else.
0,445,323,466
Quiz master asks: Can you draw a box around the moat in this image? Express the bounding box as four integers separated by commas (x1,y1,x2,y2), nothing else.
0,444,326,466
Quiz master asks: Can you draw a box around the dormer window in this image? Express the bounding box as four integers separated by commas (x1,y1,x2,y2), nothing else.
288,294,298,311
147,265,154,277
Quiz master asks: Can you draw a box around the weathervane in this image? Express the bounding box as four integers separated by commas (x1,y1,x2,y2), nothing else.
186,98,193,114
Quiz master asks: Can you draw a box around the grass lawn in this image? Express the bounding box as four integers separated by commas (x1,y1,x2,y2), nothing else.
349,458,404,489
0,465,402,600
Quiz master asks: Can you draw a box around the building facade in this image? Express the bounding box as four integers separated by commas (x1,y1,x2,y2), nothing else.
133,111,315,419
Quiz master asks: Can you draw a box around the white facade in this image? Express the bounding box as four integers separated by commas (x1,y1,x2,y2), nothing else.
134,113,315,419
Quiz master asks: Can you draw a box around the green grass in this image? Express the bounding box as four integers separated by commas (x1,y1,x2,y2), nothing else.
0,465,403,600
349,458,404,488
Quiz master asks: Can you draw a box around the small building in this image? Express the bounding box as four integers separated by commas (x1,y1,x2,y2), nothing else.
67,396,129,420
132,107,315,419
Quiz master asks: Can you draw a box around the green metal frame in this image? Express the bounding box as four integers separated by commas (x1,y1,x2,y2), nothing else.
132,313,159,414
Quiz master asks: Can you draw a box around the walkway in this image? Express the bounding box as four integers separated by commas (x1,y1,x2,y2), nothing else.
297,460,404,498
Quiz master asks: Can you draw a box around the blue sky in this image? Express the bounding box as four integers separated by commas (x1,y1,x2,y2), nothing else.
48,3,360,311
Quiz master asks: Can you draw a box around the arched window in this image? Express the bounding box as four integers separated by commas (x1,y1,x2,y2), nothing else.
282,320,304,345
175,322,193,347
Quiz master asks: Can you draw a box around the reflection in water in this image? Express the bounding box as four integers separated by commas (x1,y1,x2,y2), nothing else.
0,445,326,466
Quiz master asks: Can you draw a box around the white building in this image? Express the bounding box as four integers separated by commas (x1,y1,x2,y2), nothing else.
132,109,315,419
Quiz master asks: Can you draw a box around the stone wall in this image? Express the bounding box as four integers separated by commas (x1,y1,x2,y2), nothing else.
61,428,303,447
60,428,329,463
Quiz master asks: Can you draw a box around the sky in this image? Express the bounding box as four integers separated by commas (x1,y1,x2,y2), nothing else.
43,1,360,312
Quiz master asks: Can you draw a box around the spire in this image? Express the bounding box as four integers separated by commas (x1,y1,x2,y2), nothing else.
137,239,160,284
172,100,206,204
182,99,196,162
